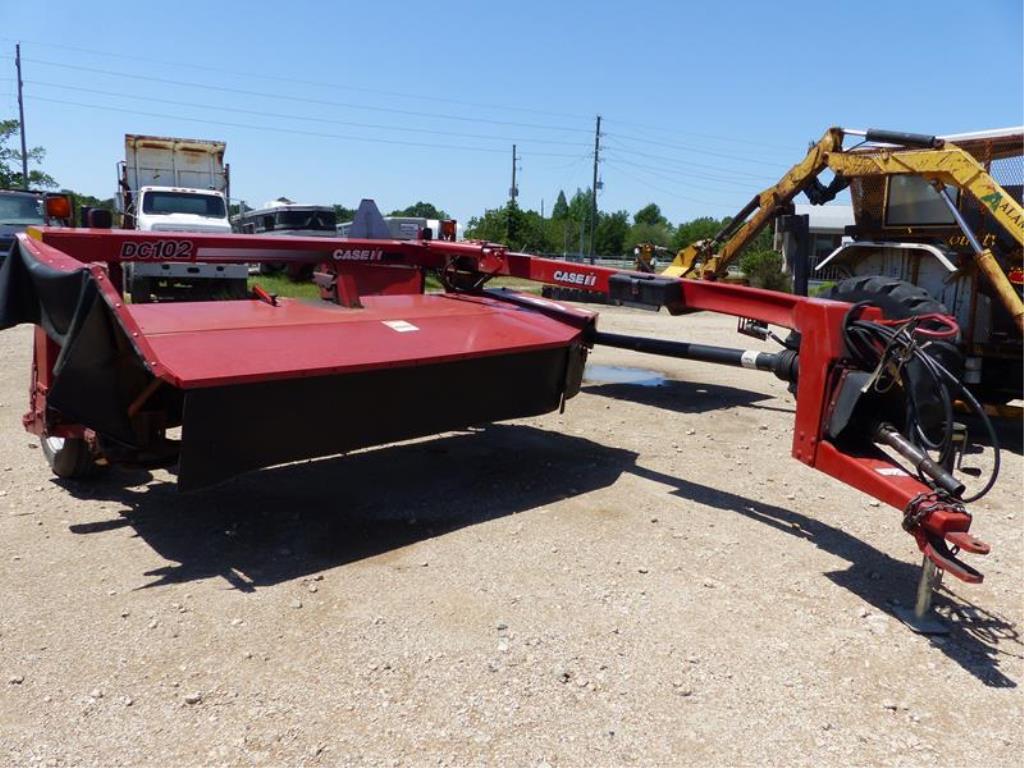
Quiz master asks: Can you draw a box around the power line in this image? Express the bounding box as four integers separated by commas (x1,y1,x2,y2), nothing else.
6,42,809,157
603,160,738,211
25,95,589,158
601,152,774,192
604,117,795,152
607,160,743,206
23,79,592,149
23,58,594,135
600,139,786,177
605,130,790,168
1,36,594,122
602,138,777,180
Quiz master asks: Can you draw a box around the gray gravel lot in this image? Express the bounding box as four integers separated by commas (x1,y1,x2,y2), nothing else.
1,305,1021,767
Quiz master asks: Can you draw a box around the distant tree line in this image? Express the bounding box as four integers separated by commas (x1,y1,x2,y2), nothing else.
464,189,774,258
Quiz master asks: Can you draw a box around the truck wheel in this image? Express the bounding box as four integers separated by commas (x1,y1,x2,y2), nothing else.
226,278,250,299
828,275,949,319
40,436,101,480
130,277,153,304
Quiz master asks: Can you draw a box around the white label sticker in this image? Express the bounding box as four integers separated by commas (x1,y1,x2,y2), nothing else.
740,350,759,369
875,467,908,476
382,320,419,333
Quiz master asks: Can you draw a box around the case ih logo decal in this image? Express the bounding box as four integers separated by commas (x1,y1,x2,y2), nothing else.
553,269,597,287
119,240,195,259
333,248,383,261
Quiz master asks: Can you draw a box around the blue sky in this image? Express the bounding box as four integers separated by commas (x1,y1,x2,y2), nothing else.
2,0,1021,225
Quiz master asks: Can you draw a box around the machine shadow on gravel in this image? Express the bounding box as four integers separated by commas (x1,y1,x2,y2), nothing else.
59,419,1016,688
630,464,1020,689
64,424,638,591
581,377,793,416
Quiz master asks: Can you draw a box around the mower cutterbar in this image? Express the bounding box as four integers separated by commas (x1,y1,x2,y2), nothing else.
0,228,990,591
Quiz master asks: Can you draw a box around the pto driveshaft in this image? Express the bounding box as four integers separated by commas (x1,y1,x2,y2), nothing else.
589,330,798,384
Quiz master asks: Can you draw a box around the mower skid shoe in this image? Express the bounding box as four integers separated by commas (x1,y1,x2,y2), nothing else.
919,531,985,584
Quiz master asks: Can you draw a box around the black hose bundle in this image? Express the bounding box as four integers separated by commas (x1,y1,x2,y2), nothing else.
841,302,1000,502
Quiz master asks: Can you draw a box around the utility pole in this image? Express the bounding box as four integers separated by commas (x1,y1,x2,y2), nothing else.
510,144,518,205
507,143,519,242
588,115,602,264
16,43,29,189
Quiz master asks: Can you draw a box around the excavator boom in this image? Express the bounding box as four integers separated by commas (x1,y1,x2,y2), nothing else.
660,126,1024,331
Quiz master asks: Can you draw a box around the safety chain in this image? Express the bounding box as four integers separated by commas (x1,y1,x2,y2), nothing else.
902,490,969,532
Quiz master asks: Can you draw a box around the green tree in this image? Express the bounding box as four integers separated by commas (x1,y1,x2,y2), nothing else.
390,201,449,219
565,187,596,254
0,119,56,189
333,204,357,222
466,202,556,253
634,203,668,227
594,210,630,256
551,190,569,220
567,188,592,224
625,221,673,252
740,249,791,292
65,190,115,213
673,216,724,250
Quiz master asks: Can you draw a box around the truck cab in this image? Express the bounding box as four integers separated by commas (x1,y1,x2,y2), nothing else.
118,134,246,302
1,189,76,254
135,186,231,234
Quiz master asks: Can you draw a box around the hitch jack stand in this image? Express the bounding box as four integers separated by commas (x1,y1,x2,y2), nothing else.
894,557,949,635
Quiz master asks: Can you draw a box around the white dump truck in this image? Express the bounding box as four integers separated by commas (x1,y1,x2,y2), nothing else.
117,134,247,302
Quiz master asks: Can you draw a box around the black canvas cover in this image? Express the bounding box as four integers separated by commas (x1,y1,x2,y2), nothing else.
0,239,146,444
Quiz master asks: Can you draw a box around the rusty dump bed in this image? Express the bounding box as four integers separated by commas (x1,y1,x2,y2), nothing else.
0,232,591,490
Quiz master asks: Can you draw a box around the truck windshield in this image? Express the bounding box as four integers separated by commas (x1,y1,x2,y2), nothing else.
275,209,337,230
142,191,226,218
0,194,44,225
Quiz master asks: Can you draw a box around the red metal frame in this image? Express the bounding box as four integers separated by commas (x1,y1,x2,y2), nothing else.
18,228,988,581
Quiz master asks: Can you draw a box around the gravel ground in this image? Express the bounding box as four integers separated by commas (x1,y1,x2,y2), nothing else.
1,305,1021,767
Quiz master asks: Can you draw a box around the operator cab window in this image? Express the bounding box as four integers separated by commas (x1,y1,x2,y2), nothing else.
885,176,958,226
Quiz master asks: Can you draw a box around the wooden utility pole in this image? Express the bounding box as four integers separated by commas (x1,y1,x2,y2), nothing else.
508,144,519,242
16,43,29,189
510,144,518,205
588,115,602,263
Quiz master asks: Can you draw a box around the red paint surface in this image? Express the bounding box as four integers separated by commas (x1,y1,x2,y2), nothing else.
129,293,587,388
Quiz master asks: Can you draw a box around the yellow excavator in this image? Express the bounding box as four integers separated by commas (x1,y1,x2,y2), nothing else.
659,126,1023,403
663,127,1022,327
632,242,675,272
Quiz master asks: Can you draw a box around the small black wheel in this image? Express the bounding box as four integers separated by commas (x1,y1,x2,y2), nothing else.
828,275,949,319
40,436,101,479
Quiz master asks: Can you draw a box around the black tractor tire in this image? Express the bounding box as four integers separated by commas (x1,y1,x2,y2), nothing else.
40,436,101,480
828,275,949,319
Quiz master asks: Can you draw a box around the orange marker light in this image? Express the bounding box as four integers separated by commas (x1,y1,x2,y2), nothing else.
44,194,72,220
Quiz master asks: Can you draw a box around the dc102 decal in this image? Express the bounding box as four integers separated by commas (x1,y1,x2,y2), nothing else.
333,248,383,261
119,240,195,259
553,269,597,287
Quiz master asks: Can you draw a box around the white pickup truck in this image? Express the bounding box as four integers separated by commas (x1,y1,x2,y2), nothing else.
117,134,247,302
